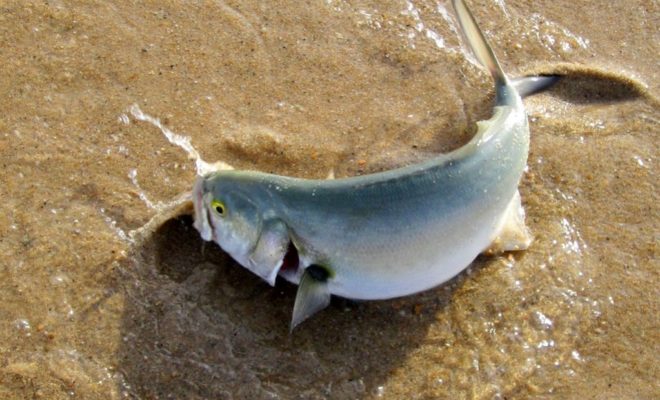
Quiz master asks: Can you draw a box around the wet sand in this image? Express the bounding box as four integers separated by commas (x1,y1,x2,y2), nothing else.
1,1,658,399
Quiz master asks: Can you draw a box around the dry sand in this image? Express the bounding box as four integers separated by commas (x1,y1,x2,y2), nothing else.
0,0,658,399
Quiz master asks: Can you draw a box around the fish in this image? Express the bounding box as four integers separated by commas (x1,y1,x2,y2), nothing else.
192,0,559,330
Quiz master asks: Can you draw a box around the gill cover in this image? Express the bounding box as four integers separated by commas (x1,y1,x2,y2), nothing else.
247,219,289,286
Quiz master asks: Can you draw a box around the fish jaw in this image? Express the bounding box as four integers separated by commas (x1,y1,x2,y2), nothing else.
192,175,213,242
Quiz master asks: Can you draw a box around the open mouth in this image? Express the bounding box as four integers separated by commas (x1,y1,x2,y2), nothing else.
278,241,300,281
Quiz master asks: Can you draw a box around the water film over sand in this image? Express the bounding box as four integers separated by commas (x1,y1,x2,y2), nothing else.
0,1,658,399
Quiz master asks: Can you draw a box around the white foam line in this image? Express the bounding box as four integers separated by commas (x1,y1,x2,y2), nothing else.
128,104,232,176
128,168,158,210
99,208,134,244
127,169,194,214
493,0,510,18
126,190,194,241
404,0,448,50
436,2,481,70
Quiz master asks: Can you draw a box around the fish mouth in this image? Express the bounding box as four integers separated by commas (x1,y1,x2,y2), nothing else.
192,176,213,241
278,241,300,283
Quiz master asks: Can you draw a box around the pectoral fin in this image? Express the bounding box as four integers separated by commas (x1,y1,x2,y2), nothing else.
291,266,331,331
486,191,533,254
248,219,289,286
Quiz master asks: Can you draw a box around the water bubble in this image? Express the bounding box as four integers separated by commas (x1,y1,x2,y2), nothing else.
571,350,583,362
14,319,31,336
534,311,554,330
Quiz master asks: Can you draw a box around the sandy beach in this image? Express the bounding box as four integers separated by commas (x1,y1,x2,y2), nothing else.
0,0,657,398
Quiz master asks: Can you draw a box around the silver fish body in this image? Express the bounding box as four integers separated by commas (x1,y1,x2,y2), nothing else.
193,0,557,329
196,99,525,297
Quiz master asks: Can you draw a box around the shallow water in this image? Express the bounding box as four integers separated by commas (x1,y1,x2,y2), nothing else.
1,1,658,399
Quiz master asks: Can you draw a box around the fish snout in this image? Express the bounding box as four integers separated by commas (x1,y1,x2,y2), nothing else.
192,176,213,241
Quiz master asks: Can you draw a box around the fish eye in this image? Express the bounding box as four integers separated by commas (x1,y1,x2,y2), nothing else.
210,199,226,216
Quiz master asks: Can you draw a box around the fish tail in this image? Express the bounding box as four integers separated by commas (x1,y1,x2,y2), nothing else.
511,75,561,98
452,0,509,100
453,1,561,101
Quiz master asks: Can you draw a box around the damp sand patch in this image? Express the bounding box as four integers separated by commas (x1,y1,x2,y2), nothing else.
114,98,611,398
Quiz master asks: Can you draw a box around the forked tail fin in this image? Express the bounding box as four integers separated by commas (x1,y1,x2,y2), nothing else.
511,75,561,98
453,0,508,91
453,1,560,103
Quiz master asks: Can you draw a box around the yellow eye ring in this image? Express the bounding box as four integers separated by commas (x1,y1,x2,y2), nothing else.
210,200,226,216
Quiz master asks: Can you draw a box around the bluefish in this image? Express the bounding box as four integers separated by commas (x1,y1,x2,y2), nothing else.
193,0,558,329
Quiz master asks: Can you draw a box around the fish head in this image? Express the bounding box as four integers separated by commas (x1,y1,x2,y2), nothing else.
193,172,263,268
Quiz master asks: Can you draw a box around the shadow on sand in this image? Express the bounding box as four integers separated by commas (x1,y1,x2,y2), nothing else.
115,213,481,399
525,62,650,105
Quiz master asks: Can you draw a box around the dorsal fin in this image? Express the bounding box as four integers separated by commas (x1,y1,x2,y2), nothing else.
452,0,509,97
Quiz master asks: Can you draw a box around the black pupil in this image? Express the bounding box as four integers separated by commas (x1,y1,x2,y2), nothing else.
215,204,224,214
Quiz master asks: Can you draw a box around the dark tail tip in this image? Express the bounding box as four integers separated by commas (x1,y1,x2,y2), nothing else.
511,75,562,98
